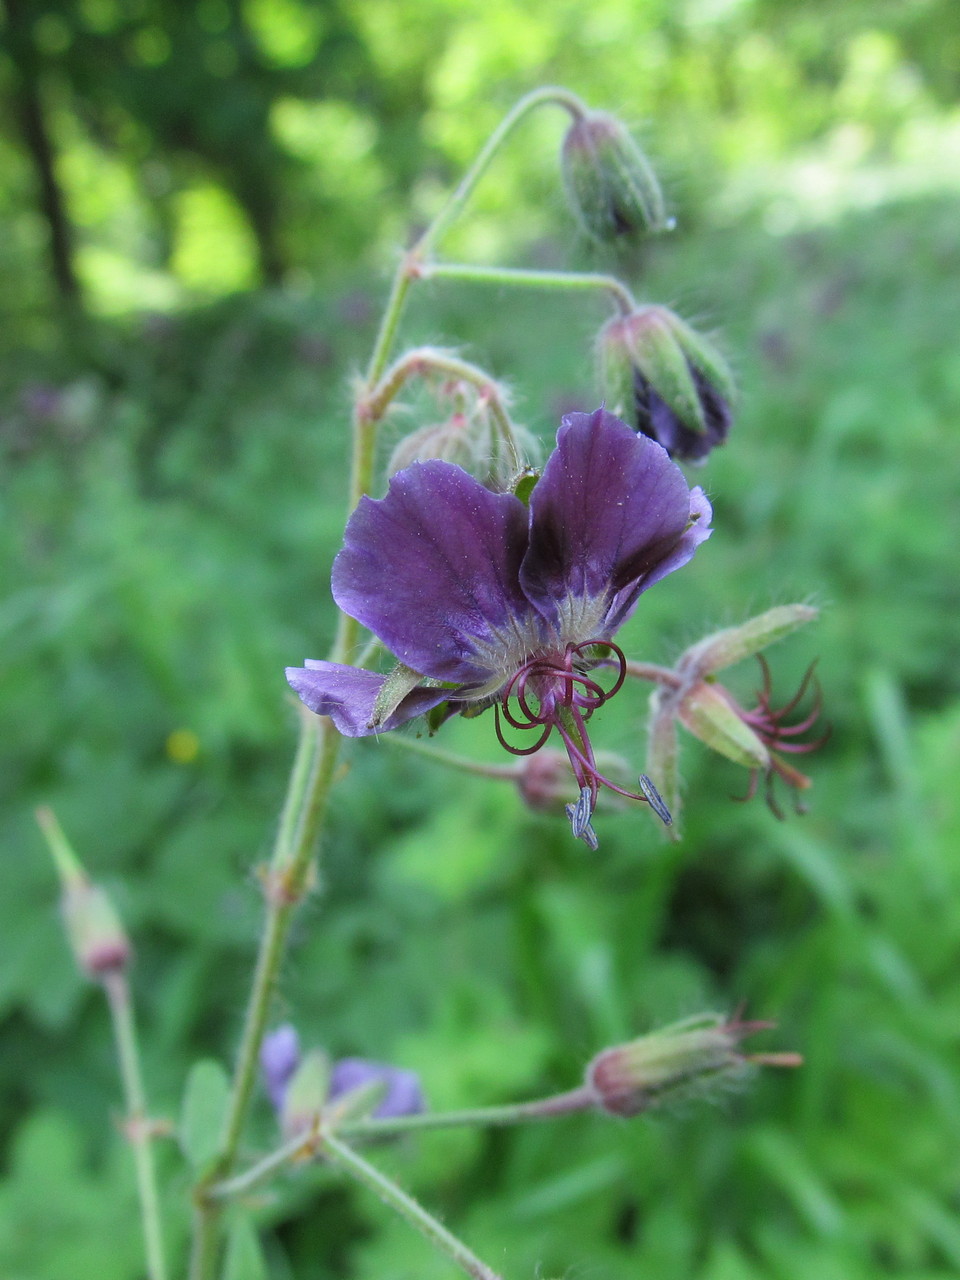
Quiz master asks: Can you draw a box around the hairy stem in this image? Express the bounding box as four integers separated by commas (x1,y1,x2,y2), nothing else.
420,261,636,315
103,971,168,1280
321,1131,504,1280
365,86,589,386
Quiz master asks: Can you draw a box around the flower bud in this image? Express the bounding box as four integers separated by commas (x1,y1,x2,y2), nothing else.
678,605,819,678
586,1013,799,1116
561,111,667,243
386,377,534,493
36,807,131,979
597,306,734,462
676,680,771,771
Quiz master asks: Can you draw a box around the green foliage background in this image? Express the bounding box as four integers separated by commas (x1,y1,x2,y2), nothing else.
3,1,960,1277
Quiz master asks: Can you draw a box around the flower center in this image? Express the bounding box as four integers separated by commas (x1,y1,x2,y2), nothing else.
493,640,668,846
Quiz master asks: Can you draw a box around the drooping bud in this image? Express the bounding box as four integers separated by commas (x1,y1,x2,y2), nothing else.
597,306,735,462
36,807,132,979
281,1048,331,1139
561,111,667,243
586,1013,800,1116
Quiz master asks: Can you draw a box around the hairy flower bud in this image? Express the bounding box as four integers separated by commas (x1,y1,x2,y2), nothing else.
386,377,534,493
561,111,667,242
587,1013,800,1116
597,306,735,462
37,806,131,979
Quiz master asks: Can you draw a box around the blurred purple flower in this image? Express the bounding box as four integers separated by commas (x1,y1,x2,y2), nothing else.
260,1024,301,1111
287,408,712,844
330,1058,425,1119
261,1027,423,1121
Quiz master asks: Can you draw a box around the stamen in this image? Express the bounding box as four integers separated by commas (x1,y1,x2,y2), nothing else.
638,775,672,826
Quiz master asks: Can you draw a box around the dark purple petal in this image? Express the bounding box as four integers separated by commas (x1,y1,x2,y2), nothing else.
261,1025,301,1112
520,408,708,631
329,1058,425,1119
286,661,450,737
332,461,532,682
635,371,731,462
604,485,712,631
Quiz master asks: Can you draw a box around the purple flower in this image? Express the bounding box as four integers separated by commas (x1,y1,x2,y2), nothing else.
330,1058,425,1118
287,408,712,843
260,1024,301,1111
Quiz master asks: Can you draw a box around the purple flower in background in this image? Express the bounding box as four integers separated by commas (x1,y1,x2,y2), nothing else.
287,408,712,844
260,1027,424,1122
261,1024,301,1111
330,1058,425,1118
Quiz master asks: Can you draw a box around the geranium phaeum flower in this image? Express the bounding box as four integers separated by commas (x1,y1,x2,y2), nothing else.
287,408,712,844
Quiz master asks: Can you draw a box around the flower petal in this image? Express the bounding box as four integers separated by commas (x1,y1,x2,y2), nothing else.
519,408,709,633
332,461,532,682
286,662,450,736
329,1058,425,1119
604,484,712,632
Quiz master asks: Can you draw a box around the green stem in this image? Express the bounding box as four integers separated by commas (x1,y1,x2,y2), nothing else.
420,262,636,315
384,733,521,781
321,1132,503,1280
422,86,588,254
103,971,168,1280
367,346,523,472
365,86,589,388
190,88,595,1276
623,659,682,689
208,1087,594,1204
341,1086,594,1139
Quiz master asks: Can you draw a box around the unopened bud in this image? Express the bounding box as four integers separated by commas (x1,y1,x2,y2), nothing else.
678,605,819,678
386,377,534,492
597,306,734,462
36,807,131,978
561,111,667,243
676,680,771,771
587,1013,800,1116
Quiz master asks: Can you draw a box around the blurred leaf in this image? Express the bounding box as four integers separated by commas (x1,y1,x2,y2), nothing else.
180,1059,230,1169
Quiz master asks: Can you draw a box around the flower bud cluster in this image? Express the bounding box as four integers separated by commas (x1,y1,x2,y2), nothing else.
386,375,534,493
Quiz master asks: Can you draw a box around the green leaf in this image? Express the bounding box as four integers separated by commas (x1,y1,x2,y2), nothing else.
223,1210,268,1280
180,1058,231,1169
